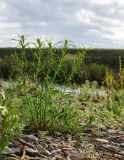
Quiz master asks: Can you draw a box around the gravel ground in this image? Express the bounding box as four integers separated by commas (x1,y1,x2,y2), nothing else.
1,125,124,160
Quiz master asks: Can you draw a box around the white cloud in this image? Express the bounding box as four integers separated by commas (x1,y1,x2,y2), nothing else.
0,1,6,10
0,16,7,21
28,0,40,2
91,0,124,5
103,24,124,41
88,29,100,35
0,22,21,29
107,8,116,15
91,0,114,5
75,9,96,24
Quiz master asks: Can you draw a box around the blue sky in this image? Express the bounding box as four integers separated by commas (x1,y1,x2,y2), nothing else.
0,0,124,48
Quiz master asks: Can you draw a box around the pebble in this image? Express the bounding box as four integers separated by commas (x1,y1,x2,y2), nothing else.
107,129,118,135
120,143,124,147
36,144,44,151
3,148,20,156
43,149,51,156
46,137,53,141
50,143,59,148
3,148,14,155
22,134,39,142
9,142,19,148
25,146,40,157
1,126,124,160
51,149,61,155
30,157,44,160
53,154,64,160
95,138,109,143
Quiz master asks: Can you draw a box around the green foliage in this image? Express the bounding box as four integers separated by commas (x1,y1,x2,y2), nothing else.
105,57,124,89
0,56,12,79
79,80,124,128
0,90,22,154
87,63,107,82
21,85,81,133
79,80,100,103
104,68,115,89
85,48,124,69
0,53,21,79
117,57,124,89
14,35,86,134
2,46,124,84
105,89,124,116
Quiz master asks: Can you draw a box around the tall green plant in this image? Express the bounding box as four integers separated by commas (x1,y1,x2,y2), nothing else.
16,35,86,134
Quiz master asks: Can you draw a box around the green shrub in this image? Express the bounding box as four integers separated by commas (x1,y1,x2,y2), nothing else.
0,54,21,79
0,57,11,78
87,63,107,82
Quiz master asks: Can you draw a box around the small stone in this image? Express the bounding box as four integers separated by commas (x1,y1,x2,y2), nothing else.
50,143,59,148
51,150,56,155
29,157,43,160
48,146,55,151
9,142,18,148
120,143,124,147
60,141,65,145
46,137,53,141
22,134,39,142
51,149,61,155
56,149,61,153
62,147,83,160
99,124,106,129
18,139,35,149
3,148,14,155
53,154,64,160
107,129,118,135
40,154,47,158
36,144,44,151
101,131,108,136
44,144,49,148
95,138,109,143
3,157,20,160
3,148,20,156
25,146,40,157
54,132,62,136
69,154,84,160
43,149,51,156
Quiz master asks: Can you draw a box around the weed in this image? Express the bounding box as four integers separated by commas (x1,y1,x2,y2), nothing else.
79,79,124,129
0,90,22,154
105,57,124,89
104,68,115,89
117,57,124,89
14,35,86,134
